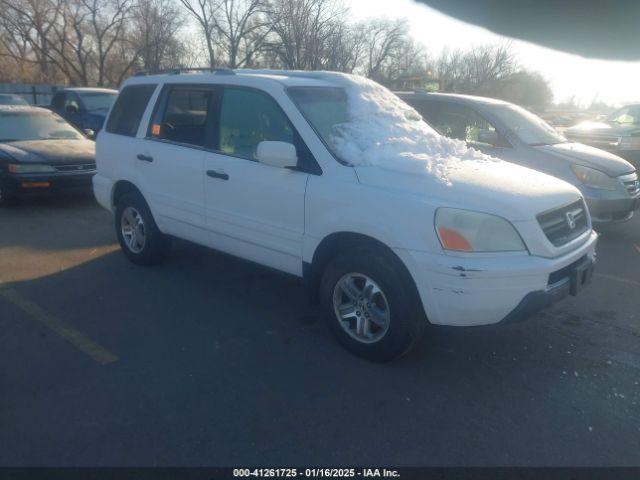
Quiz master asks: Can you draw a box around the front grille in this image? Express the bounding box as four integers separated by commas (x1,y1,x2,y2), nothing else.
619,172,640,198
565,133,621,150
537,199,589,247
54,163,96,172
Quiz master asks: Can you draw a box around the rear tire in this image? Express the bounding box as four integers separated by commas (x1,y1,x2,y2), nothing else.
115,192,168,265
319,246,426,362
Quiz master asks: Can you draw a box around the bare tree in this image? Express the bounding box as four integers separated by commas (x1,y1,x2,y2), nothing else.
80,0,132,86
436,43,518,94
178,0,218,67
0,0,64,82
499,69,553,107
208,0,271,68
359,18,407,81
320,19,365,73
377,37,431,88
0,0,134,85
263,0,346,70
130,0,187,70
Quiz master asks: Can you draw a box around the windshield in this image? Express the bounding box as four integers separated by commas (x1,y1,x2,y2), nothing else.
288,87,348,154
606,105,640,125
0,111,82,141
491,104,566,146
287,77,490,182
78,91,116,112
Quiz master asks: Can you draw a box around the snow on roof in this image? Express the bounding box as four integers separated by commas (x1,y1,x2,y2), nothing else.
326,73,496,183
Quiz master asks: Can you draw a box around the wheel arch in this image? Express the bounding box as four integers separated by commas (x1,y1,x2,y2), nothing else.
112,180,144,208
305,231,423,315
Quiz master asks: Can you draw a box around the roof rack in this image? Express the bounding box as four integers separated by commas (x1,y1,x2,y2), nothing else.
133,68,236,77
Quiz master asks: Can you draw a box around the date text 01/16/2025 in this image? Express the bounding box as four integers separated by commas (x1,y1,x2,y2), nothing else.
233,468,400,478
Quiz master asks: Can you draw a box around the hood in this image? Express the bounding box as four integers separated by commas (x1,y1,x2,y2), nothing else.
355,159,582,222
0,139,95,165
566,121,640,137
534,142,634,176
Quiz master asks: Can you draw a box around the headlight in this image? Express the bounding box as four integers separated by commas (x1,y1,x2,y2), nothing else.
570,164,617,190
619,135,640,150
435,208,526,252
7,164,56,173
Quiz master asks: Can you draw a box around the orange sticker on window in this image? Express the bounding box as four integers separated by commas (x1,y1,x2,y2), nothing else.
151,124,161,136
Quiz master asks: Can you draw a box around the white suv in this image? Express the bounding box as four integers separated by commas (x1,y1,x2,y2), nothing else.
94,69,598,361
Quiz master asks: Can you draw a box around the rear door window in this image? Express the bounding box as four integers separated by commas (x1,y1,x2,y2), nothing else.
106,85,157,137
150,86,215,147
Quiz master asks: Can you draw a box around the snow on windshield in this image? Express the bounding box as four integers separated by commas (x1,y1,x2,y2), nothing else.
325,74,496,183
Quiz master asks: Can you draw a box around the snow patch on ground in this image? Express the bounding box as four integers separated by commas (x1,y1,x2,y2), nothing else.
328,73,496,184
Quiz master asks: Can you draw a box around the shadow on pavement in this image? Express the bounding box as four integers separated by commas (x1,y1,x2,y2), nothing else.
1,238,639,466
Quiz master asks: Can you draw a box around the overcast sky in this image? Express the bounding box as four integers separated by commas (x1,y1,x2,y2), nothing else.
348,0,640,107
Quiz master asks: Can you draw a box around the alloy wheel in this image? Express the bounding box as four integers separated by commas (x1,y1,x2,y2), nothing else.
332,272,391,343
120,206,146,254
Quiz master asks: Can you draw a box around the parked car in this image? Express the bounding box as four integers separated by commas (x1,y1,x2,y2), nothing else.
565,104,640,170
0,94,29,106
50,87,117,134
94,70,597,361
399,92,639,226
0,106,96,205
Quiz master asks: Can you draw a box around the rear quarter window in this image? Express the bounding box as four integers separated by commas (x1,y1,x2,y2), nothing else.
106,85,157,137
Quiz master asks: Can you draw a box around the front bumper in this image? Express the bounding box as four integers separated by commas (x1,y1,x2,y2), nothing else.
394,230,598,327
585,194,639,224
499,254,594,324
1,171,95,197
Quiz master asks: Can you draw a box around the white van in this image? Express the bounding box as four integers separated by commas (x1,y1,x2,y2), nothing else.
93,69,597,361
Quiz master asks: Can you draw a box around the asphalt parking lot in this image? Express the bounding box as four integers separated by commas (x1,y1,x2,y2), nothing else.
1,194,639,466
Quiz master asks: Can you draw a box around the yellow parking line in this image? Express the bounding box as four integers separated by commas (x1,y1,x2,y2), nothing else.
594,273,640,288
0,288,118,365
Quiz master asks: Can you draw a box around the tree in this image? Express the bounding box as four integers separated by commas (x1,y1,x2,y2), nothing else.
436,43,518,95
211,0,271,68
359,18,408,81
263,0,346,70
130,0,187,71
320,19,366,73
178,0,218,67
499,69,553,107
0,0,64,82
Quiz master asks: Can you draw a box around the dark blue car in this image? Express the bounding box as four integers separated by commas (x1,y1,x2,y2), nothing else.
50,87,117,135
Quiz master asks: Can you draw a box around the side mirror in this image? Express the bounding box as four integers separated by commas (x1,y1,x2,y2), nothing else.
256,141,297,168
83,129,95,140
477,129,500,146
66,104,79,114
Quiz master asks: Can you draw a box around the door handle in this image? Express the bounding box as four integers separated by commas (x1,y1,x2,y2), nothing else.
137,154,153,162
206,169,229,180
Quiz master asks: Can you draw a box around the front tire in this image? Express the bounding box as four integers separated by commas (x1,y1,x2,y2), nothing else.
115,192,168,265
319,246,426,362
